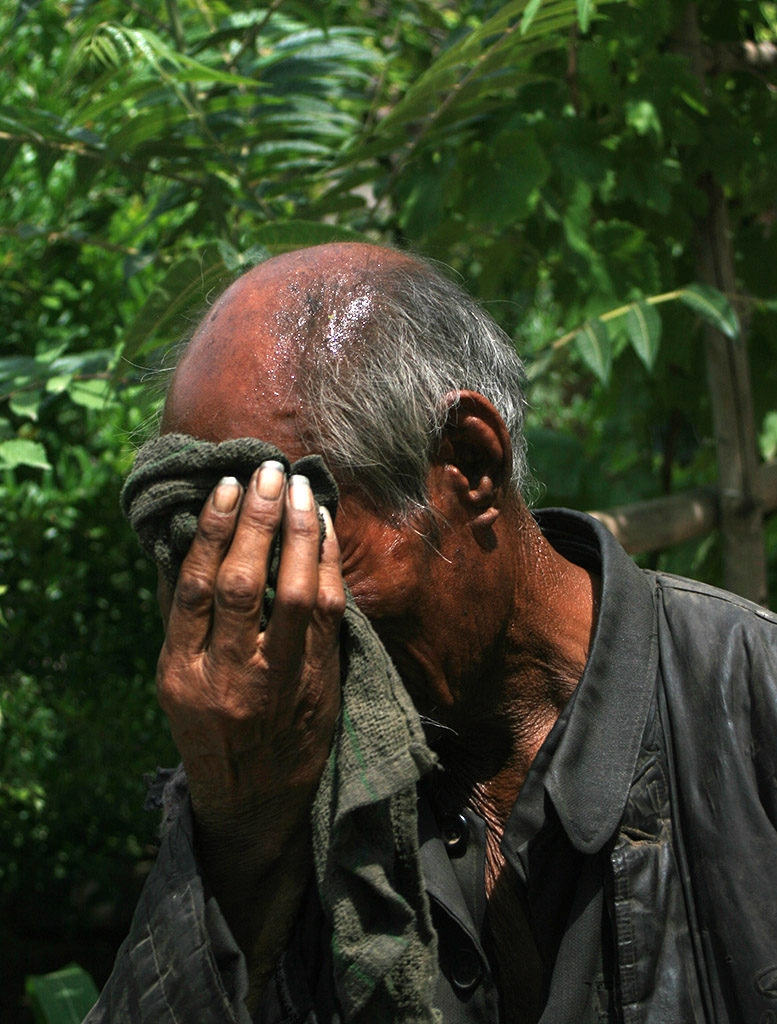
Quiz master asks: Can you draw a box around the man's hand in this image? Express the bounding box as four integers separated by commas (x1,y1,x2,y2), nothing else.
156,461,344,1000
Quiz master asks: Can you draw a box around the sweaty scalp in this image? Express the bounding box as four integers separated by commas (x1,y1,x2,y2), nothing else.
161,243,413,443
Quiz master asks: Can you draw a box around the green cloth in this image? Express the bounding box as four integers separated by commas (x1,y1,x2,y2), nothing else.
121,433,440,1024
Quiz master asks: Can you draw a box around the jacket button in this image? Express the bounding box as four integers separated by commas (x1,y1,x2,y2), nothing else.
451,945,482,992
440,813,469,856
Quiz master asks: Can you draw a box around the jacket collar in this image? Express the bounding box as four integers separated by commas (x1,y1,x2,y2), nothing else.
505,509,659,857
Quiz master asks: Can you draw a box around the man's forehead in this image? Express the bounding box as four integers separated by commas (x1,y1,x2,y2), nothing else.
160,303,302,443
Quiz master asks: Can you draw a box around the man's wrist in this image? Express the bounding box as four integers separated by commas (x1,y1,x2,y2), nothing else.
192,796,312,885
193,817,314,1012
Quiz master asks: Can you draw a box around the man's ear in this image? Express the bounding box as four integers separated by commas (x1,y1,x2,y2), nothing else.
432,390,513,526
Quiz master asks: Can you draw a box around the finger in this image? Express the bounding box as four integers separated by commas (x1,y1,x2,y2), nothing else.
263,474,321,672
209,460,286,659
309,506,346,661
165,475,243,655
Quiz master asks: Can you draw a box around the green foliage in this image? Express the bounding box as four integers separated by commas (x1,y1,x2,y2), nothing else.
0,392,175,913
2,0,777,1009
26,964,98,1024
625,301,662,371
574,317,612,384
676,283,740,342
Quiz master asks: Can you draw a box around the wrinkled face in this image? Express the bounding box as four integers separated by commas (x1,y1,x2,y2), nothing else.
160,245,511,724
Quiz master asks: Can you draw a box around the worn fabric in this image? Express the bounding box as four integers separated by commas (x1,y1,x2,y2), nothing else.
117,433,440,1024
119,433,338,591
86,509,777,1023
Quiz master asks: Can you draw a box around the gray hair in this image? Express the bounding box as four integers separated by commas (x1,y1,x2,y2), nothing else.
295,257,529,514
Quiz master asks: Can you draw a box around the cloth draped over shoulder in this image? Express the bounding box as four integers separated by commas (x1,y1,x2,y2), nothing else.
121,433,440,1024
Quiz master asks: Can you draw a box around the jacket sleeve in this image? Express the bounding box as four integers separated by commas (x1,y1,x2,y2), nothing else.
655,578,777,1022
83,780,255,1024
83,769,333,1024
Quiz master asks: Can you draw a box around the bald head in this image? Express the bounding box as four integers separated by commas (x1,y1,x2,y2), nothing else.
162,242,530,511
162,243,408,439
192,243,415,360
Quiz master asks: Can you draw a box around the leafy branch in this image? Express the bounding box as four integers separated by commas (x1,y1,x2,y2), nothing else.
551,284,740,382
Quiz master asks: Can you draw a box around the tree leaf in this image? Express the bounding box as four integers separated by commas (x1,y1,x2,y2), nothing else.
625,300,662,371
26,964,99,1024
577,0,594,32
520,0,545,35
461,129,549,226
678,284,740,341
69,379,112,410
0,439,51,470
121,250,229,364
377,0,578,135
9,390,42,421
68,24,262,88
45,375,72,396
574,318,611,383
0,356,37,386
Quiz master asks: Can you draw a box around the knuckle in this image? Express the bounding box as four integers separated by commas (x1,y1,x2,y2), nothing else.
317,587,346,620
278,582,316,617
240,500,282,535
175,569,214,611
216,565,261,612
196,510,234,544
287,515,320,543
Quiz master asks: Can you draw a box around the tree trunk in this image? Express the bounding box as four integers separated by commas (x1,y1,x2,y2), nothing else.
676,3,767,604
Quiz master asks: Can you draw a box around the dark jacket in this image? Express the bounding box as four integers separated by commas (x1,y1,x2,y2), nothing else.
85,510,777,1023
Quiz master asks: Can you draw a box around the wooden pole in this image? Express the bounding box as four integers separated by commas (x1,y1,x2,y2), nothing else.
696,182,767,603
590,487,718,556
588,461,777,566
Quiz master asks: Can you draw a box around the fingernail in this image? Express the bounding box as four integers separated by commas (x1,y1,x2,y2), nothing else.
213,476,241,513
256,460,285,499
289,474,313,511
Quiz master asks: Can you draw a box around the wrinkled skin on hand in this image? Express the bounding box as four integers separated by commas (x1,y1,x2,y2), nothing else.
156,461,345,942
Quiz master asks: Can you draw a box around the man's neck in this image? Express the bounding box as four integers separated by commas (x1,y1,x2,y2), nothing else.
430,513,600,856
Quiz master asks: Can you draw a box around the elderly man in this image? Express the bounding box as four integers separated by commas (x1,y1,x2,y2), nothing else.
90,244,777,1024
